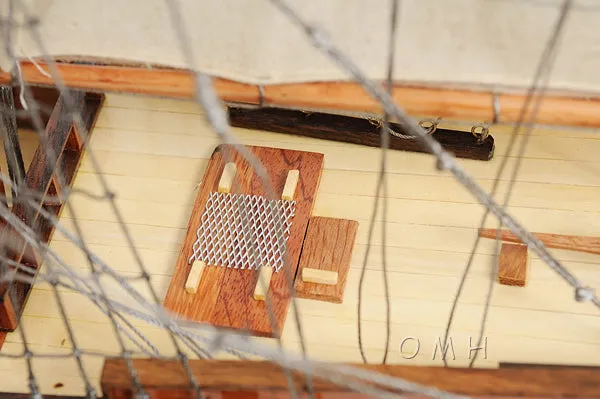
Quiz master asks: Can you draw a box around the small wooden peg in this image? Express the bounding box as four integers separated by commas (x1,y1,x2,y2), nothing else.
302,268,338,285
218,162,237,193
185,260,206,294
282,169,299,200
253,266,273,301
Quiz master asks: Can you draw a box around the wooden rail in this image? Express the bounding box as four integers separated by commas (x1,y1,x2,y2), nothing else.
479,228,600,256
2,61,600,128
100,359,600,399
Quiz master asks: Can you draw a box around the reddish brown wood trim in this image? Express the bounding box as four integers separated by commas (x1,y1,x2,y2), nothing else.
479,228,600,256
2,61,600,128
100,359,600,399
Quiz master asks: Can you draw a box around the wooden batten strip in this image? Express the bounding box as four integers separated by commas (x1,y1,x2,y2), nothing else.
100,359,600,399
2,61,600,128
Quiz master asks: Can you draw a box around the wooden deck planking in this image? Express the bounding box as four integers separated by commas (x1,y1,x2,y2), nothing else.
0,93,598,396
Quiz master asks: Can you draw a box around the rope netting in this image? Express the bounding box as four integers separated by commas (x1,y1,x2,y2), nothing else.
0,0,598,397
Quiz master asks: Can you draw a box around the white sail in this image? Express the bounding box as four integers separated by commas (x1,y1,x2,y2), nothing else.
3,0,600,93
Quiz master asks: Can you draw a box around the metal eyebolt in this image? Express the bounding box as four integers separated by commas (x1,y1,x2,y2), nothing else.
368,118,383,128
419,117,440,136
471,122,490,144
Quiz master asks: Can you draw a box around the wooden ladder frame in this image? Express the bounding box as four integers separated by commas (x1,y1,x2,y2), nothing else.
0,85,104,346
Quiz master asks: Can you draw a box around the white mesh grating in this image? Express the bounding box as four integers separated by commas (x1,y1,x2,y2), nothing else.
188,192,297,272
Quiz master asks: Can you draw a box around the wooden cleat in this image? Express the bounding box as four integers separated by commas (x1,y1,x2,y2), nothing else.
218,162,237,194
282,169,299,200
302,268,338,285
253,266,273,301
185,260,206,294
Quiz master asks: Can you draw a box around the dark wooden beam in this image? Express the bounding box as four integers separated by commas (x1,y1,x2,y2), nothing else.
101,359,600,399
227,106,494,161
0,91,104,333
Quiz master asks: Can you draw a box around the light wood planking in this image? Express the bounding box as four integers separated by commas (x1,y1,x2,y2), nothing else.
0,93,599,396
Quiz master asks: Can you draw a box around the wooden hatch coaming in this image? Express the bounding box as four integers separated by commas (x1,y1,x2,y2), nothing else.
163,144,324,337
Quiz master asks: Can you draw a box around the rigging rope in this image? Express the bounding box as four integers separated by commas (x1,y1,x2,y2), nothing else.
357,0,399,366
0,0,598,397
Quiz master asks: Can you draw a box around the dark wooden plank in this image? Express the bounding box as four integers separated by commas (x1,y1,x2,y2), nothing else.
227,106,495,161
294,217,358,303
0,86,27,198
0,91,105,333
101,358,600,399
163,144,324,337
